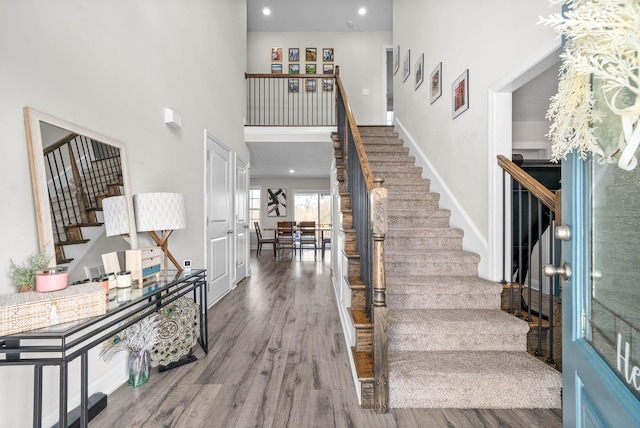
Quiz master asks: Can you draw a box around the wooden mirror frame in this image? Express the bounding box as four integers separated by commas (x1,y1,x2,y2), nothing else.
23,107,138,272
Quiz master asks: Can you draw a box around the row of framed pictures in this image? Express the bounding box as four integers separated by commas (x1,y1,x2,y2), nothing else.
287,78,334,93
272,47,334,63
272,63,334,75
393,46,469,119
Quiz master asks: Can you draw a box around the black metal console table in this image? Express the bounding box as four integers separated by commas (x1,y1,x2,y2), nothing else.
0,269,208,428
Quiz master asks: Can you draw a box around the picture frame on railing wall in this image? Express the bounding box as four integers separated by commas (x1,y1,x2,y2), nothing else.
393,45,400,75
288,79,299,93
271,64,282,74
323,79,334,92
289,64,299,74
289,48,299,62
323,64,334,74
430,62,442,104
323,48,334,62
271,47,282,62
305,48,317,62
452,69,469,119
306,64,317,74
305,78,317,93
402,50,410,83
415,53,424,91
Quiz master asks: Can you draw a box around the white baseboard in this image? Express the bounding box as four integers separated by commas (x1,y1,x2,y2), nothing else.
393,119,489,278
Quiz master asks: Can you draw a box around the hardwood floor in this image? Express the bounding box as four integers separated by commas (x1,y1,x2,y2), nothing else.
90,250,563,428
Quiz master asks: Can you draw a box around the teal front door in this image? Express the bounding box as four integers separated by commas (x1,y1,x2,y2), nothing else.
561,114,640,425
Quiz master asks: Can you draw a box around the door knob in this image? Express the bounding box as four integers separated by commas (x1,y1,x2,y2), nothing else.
543,262,571,280
555,225,571,241
227,230,234,234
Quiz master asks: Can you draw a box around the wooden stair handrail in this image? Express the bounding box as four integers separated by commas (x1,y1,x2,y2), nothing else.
497,155,556,212
43,132,79,156
335,67,376,193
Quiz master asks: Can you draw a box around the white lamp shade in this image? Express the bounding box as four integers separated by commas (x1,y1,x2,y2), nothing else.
102,196,130,236
134,192,186,232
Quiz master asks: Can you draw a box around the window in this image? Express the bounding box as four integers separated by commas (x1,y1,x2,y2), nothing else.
249,188,261,229
293,191,331,226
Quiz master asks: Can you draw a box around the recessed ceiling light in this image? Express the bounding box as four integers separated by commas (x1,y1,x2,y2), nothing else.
289,169,295,174
358,7,367,15
263,7,271,16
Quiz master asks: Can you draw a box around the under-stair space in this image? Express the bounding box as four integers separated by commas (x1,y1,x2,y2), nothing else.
337,125,561,410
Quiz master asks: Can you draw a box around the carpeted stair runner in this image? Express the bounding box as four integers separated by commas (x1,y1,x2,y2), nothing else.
358,125,561,409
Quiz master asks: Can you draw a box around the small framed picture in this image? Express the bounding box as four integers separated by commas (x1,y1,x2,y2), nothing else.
289,63,300,74
289,48,299,62
271,47,282,62
323,79,334,92
271,63,282,74
305,48,317,62
323,48,334,62
415,53,424,90
452,69,469,119
306,63,317,74
288,79,299,93
402,50,410,83
323,64,334,74
393,45,400,75
430,62,442,104
305,78,317,92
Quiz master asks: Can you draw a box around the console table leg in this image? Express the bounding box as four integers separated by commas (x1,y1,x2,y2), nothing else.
33,364,42,428
59,363,67,427
81,352,89,426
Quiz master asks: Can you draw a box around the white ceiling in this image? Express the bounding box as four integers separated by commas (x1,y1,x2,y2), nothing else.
247,140,333,178
247,0,393,32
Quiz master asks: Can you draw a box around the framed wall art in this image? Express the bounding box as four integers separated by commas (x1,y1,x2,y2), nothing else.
271,47,282,62
393,45,400,75
271,63,282,74
305,78,317,92
430,62,442,104
267,188,287,217
402,50,410,83
323,48,334,62
289,63,300,74
452,69,469,119
289,48,299,62
288,79,299,93
323,64,334,74
323,79,334,92
415,53,424,90
306,63,317,74
305,47,317,61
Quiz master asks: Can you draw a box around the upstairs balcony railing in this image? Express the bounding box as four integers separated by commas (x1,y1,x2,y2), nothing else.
245,72,336,126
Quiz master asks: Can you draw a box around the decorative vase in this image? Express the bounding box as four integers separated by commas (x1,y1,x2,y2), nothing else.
128,349,151,387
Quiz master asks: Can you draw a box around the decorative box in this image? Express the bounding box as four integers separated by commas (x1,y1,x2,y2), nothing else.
0,283,106,337
126,246,163,288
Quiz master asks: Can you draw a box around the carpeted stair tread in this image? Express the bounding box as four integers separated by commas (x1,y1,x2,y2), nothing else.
388,351,562,408
386,249,480,263
387,275,503,295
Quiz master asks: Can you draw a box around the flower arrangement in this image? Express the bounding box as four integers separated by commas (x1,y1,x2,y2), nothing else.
540,0,640,170
8,247,52,292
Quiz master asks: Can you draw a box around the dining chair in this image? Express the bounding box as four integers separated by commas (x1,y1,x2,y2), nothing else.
254,222,277,257
299,221,317,257
276,221,296,256
322,235,331,257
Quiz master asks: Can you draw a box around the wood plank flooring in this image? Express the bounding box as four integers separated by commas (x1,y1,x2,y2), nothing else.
89,251,563,428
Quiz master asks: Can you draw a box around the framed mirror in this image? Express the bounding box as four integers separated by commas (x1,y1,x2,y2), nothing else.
23,107,138,282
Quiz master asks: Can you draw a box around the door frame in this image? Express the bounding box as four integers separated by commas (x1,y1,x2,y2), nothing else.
235,154,249,283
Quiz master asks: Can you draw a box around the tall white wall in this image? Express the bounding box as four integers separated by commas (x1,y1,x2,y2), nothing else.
393,0,560,248
247,31,392,125
0,0,247,426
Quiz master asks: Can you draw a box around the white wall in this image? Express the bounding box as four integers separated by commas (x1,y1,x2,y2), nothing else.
247,31,392,125
0,0,247,426
393,0,561,256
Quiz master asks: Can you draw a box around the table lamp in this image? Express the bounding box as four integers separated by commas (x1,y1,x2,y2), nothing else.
102,195,130,242
133,192,186,273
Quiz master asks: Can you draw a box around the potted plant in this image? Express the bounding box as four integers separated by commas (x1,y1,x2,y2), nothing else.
9,248,52,292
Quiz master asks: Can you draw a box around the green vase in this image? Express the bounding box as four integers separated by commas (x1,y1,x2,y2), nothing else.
128,350,150,387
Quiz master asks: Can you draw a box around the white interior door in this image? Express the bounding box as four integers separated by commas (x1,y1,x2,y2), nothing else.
205,132,233,306
235,156,248,283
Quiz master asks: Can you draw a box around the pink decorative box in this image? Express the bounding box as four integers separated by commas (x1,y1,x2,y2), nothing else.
0,283,106,336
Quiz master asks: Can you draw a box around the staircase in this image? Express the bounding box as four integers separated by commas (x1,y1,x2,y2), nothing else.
352,126,562,409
